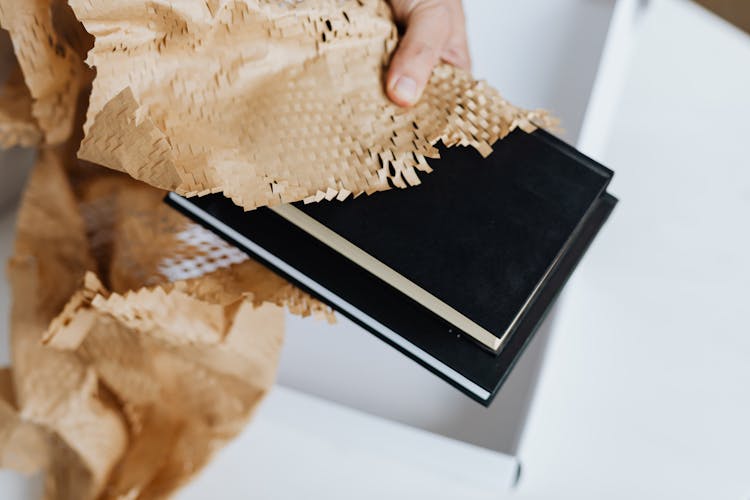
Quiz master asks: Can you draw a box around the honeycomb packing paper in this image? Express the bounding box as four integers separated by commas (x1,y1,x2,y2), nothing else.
70,0,550,209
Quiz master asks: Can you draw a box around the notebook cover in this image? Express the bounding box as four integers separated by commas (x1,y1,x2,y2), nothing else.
166,129,617,405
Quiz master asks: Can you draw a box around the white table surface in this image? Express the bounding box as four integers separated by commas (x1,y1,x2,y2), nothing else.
180,386,518,500
516,0,750,498
0,384,519,500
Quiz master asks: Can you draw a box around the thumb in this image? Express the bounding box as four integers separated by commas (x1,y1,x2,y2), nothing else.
386,2,452,107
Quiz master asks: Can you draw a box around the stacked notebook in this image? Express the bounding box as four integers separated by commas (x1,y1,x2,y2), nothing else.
167,129,617,405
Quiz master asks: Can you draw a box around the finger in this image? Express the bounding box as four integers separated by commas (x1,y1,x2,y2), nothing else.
441,2,471,71
386,1,453,107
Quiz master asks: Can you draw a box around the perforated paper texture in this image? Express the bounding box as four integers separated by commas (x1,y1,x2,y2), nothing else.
71,0,549,210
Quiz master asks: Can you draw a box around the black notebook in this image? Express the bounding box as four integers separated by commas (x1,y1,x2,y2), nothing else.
166,129,617,405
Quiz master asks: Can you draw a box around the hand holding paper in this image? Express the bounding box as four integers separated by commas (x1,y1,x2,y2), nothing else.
386,0,471,106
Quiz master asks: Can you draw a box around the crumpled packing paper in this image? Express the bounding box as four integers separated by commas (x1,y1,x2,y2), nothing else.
73,0,550,210
0,31,41,148
0,0,552,498
0,0,92,147
1,148,331,500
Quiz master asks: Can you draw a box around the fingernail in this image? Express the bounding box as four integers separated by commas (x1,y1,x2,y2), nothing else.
391,76,418,105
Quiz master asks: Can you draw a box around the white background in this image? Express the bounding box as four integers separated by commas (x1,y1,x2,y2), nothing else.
518,1,750,498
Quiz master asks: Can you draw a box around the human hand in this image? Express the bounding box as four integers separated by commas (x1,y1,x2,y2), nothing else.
386,0,471,107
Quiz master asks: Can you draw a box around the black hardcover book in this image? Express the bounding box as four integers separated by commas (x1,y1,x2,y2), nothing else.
166,129,617,405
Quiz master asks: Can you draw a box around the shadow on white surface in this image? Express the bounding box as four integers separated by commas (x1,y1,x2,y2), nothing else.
180,387,519,500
